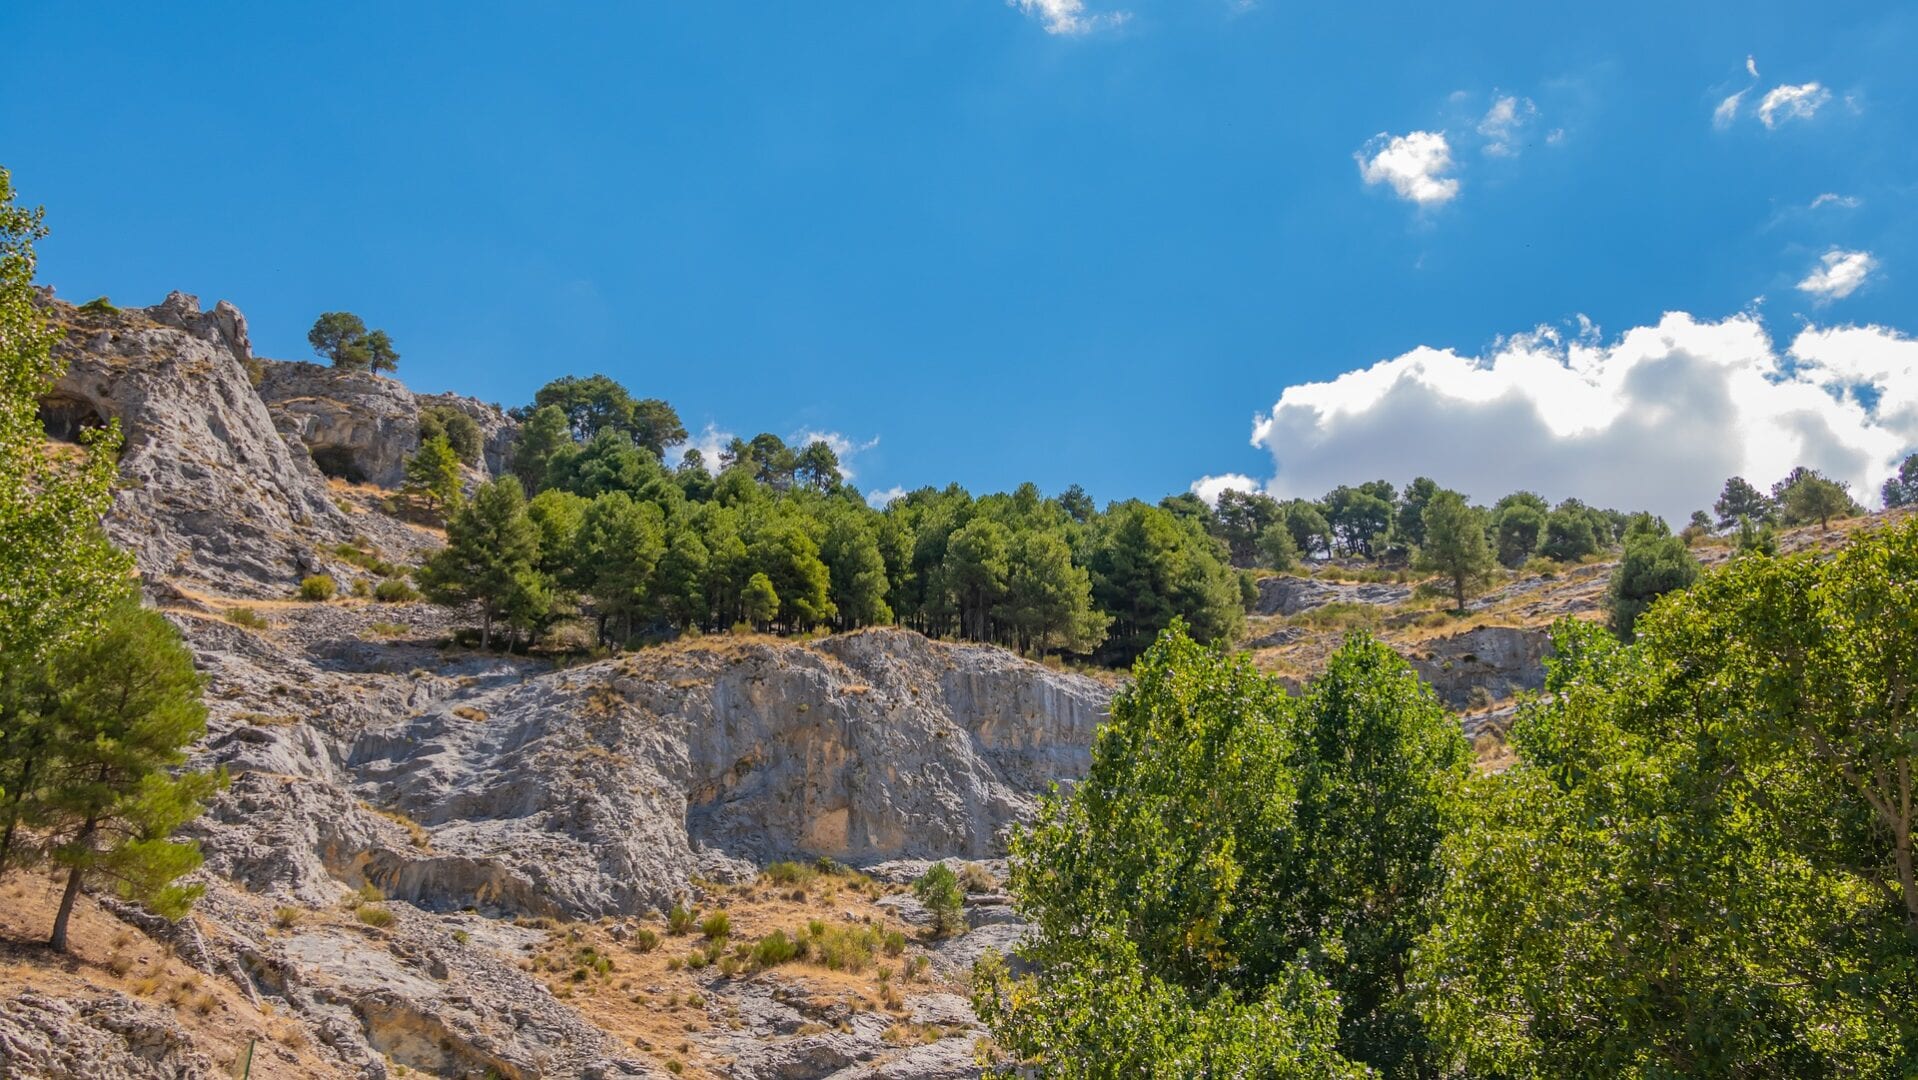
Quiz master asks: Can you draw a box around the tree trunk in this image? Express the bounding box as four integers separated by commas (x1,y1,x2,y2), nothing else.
1454,573,1466,612
48,818,96,953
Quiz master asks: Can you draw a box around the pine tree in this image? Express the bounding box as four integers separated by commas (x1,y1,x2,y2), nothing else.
1415,490,1495,610
404,433,463,512
576,492,665,644
37,604,224,952
418,479,543,649
742,572,779,630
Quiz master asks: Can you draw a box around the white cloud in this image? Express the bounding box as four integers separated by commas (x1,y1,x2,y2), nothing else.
1713,89,1746,129
1810,192,1860,209
1009,0,1128,35
1746,55,1760,78
1190,473,1260,507
1757,81,1831,127
1226,312,1918,523
1797,249,1876,302
1357,131,1459,206
865,485,908,508
669,423,735,471
789,429,881,481
1477,95,1537,156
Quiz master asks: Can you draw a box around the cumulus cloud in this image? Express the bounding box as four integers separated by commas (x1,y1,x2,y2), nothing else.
1810,192,1860,209
1757,81,1831,127
1226,312,1918,523
1797,249,1876,302
670,422,735,471
1477,95,1537,156
1009,0,1128,35
1190,473,1261,507
1357,131,1459,206
865,485,907,509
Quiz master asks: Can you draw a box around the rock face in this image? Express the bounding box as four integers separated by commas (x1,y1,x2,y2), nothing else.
1402,626,1553,710
0,991,216,1079
192,618,1110,919
41,292,361,596
1255,575,1413,616
258,361,516,488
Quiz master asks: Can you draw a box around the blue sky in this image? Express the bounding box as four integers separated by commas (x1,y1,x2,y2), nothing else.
4,2,1915,515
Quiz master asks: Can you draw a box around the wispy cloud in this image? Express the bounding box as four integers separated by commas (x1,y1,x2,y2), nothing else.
1810,192,1861,209
1746,55,1760,78
1797,249,1876,302
865,485,907,509
1357,130,1459,206
1009,0,1129,35
1713,89,1747,129
790,429,881,480
1476,95,1538,156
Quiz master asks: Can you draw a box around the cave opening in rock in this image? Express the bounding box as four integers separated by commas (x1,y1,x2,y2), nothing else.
37,394,107,443
309,445,367,483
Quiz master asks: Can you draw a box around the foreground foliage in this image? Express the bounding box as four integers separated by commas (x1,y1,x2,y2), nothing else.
986,518,1918,1076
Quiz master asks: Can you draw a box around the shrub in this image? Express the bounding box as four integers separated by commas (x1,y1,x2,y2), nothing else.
807,921,884,972
350,577,372,598
299,575,336,602
914,864,966,938
699,911,731,940
79,295,119,315
957,862,997,894
631,927,660,952
225,607,269,630
356,904,394,928
272,906,303,929
764,861,818,887
881,929,907,956
751,929,800,967
667,903,696,935
374,578,420,603
366,621,409,638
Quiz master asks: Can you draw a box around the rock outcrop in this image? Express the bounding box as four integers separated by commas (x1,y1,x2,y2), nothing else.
1402,626,1552,710
258,362,516,488
41,292,361,596
1255,574,1413,616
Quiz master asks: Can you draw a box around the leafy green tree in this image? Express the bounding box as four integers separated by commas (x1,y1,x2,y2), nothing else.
651,517,711,629
1780,470,1856,529
1883,453,1918,508
418,478,544,649
1055,483,1095,524
0,168,133,668
359,328,399,374
1539,503,1600,561
749,515,833,628
1419,524,1918,1077
1212,489,1282,566
419,405,482,465
547,426,665,499
944,517,1010,642
794,440,842,491
1002,529,1107,656
1714,474,1775,527
741,571,779,629
575,492,665,644
1395,476,1440,549
820,512,892,629
307,311,368,366
1255,519,1298,571
1323,483,1394,557
1416,489,1495,610
510,404,573,494
985,624,1461,1075
1493,490,1549,516
1605,523,1699,639
1494,503,1545,568
525,488,588,580
1735,513,1778,556
1281,499,1334,560
533,374,685,454
1088,503,1242,662
35,605,225,952
403,433,463,512
914,862,967,938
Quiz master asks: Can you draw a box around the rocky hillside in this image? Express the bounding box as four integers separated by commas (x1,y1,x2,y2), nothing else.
7,292,1114,1079
7,290,1885,1079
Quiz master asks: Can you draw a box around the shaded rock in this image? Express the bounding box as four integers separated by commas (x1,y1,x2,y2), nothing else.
1402,626,1552,710
258,361,516,488
0,990,216,1079
1255,575,1411,616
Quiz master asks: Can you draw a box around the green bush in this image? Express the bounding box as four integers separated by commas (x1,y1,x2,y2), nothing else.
225,607,269,630
79,295,118,315
356,904,394,928
914,863,966,938
751,929,800,967
631,927,660,952
699,911,731,940
374,579,420,603
299,574,337,601
667,902,696,935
